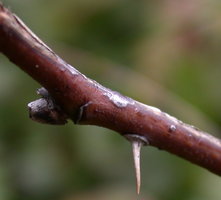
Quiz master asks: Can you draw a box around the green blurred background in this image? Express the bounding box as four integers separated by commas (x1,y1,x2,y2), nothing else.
1,0,221,199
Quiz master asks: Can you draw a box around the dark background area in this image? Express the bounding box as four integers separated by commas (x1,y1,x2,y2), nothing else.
1,0,221,199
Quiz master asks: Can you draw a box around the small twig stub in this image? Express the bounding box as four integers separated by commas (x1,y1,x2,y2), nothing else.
28,88,68,125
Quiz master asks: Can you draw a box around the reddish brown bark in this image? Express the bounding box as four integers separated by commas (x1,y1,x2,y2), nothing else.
0,3,221,175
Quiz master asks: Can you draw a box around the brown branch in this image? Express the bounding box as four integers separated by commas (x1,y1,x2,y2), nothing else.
1,3,221,176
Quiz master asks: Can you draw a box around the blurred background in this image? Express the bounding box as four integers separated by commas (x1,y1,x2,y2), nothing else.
1,0,221,199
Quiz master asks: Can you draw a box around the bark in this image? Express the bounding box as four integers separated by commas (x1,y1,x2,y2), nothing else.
0,3,221,175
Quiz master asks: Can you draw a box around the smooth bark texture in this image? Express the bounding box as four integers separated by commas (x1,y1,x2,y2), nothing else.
0,4,221,175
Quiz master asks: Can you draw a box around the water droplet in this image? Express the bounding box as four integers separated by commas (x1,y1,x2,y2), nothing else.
169,125,176,132
35,64,39,68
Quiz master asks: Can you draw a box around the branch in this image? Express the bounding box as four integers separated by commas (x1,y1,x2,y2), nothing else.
1,3,221,176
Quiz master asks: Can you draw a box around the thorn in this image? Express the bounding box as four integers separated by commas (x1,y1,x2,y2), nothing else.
124,134,148,195
132,140,142,195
